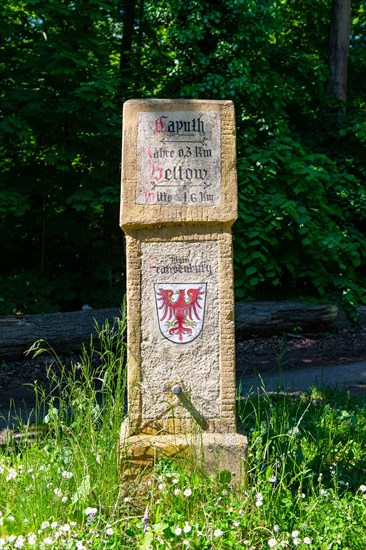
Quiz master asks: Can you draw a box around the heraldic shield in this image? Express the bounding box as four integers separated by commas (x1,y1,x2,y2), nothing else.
154,283,207,344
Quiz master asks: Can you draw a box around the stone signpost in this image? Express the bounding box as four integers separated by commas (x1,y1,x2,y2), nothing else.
120,99,247,483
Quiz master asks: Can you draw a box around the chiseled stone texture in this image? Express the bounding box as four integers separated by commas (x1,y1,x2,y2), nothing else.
120,99,237,228
140,240,220,419
124,224,237,436
120,431,248,488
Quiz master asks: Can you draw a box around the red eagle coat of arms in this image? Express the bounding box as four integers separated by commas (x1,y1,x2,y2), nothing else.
154,283,207,344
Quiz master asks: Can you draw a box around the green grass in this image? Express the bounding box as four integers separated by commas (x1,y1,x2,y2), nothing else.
0,318,365,549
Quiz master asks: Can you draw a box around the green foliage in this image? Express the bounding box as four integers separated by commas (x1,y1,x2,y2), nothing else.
1,347,366,547
0,0,365,312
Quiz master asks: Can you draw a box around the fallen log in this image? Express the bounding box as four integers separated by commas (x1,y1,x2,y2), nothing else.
0,302,365,360
0,308,121,360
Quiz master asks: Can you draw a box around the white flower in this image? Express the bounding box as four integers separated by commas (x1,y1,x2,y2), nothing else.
320,489,329,497
256,492,263,500
268,538,277,547
51,522,58,529
174,527,182,536
255,499,263,507
54,488,62,498
183,488,192,497
41,521,50,530
172,478,179,484
15,536,25,548
6,468,17,481
174,488,181,496
268,475,277,483
280,541,289,547
43,538,53,546
62,471,73,479
303,537,312,545
124,497,132,503
76,542,87,550
291,531,299,538
60,524,70,533
84,507,98,516
213,529,224,538
359,485,366,493
158,483,165,491
7,515,14,521
293,538,302,546
273,525,280,532
183,541,190,547
106,527,114,536
233,520,240,527
27,534,37,546
183,522,192,533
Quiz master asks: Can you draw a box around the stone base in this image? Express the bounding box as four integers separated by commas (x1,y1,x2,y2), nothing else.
119,425,248,488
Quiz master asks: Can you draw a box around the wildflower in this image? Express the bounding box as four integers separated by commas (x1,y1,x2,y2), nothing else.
43,538,53,546
273,525,280,532
76,542,87,550
15,536,25,548
184,522,192,534
7,515,14,522
213,529,224,538
158,483,165,490
291,531,299,538
27,534,37,546
41,521,50,530
359,485,366,493
62,471,73,479
320,489,329,497
124,497,132,503
268,538,277,547
106,527,114,536
288,427,300,435
54,488,62,498
6,468,17,481
183,541,190,547
60,524,70,533
51,522,58,529
85,507,98,516
280,542,289,547
183,488,192,497
303,537,312,545
174,488,181,496
174,527,182,536
172,478,179,484
255,499,263,507
293,538,302,546
256,492,263,500
268,475,277,483
233,520,240,527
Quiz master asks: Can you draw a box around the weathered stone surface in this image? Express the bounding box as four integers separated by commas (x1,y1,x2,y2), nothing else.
136,110,221,206
121,99,237,228
120,427,248,487
120,98,247,482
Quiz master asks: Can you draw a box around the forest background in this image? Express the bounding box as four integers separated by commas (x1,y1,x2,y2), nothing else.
1,0,365,316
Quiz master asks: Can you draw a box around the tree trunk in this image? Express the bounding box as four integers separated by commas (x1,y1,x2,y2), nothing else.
328,0,352,102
